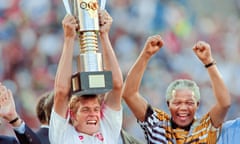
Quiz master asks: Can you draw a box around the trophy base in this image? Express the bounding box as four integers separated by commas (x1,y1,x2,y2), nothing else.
71,71,112,96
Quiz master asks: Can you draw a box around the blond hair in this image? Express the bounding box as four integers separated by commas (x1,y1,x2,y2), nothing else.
68,94,101,124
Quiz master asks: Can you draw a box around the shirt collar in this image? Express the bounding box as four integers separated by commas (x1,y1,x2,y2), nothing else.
171,118,194,131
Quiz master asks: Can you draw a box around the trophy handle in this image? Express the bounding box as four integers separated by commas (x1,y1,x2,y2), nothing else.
100,0,106,10
63,0,72,14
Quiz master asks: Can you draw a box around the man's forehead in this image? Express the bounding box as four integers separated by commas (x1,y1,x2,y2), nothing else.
79,103,101,109
172,89,196,100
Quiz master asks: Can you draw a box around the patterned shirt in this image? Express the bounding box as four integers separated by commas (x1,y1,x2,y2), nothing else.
138,105,220,144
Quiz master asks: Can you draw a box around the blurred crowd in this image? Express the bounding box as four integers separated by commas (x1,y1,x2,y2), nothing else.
1,0,240,142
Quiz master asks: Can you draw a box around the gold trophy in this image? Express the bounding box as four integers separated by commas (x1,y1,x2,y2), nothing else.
66,0,112,95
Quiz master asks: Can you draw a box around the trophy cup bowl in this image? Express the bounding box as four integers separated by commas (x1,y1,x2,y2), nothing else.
69,0,112,96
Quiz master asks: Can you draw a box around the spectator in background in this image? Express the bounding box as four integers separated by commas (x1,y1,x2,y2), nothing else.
49,10,123,144
0,82,41,144
122,35,231,143
35,90,54,144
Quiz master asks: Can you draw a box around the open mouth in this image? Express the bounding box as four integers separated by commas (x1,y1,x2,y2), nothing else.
87,120,97,125
177,113,190,120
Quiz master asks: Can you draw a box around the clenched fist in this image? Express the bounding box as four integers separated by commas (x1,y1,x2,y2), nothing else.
192,41,214,65
142,35,164,58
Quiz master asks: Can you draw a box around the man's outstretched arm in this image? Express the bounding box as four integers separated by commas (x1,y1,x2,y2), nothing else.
192,41,231,127
98,10,123,110
122,35,164,121
54,15,78,117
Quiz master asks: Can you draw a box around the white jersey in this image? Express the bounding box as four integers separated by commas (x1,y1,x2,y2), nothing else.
49,104,122,144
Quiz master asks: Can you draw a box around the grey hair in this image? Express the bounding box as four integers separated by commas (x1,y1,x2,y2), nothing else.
166,79,200,102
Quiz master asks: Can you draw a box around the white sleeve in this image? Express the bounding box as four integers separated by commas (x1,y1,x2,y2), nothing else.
100,104,123,142
49,109,68,144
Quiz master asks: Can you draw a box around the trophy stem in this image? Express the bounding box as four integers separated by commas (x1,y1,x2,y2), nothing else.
79,31,98,52
77,31,103,72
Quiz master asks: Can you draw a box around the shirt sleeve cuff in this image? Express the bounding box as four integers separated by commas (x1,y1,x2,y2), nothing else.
13,121,26,134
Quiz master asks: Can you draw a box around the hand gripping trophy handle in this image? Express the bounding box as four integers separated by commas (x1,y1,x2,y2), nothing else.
69,0,112,95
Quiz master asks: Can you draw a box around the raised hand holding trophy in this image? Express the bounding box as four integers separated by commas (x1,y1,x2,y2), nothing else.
65,0,112,95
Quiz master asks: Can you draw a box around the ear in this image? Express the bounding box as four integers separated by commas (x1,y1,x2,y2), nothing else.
167,101,170,107
196,101,200,107
69,109,76,125
70,110,74,118
66,108,75,119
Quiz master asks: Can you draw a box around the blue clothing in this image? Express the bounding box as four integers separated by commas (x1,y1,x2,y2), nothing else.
0,135,19,144
14,123,41,144
36,127,50,144
217,118,240,144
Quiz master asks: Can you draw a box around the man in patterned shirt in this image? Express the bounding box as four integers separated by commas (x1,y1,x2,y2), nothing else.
122,35,231,144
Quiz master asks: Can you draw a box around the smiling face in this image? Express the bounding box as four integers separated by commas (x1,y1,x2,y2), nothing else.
70,96,101,135
168,89,199,128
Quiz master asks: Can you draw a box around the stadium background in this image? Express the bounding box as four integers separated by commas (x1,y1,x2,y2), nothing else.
0,0,240,142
